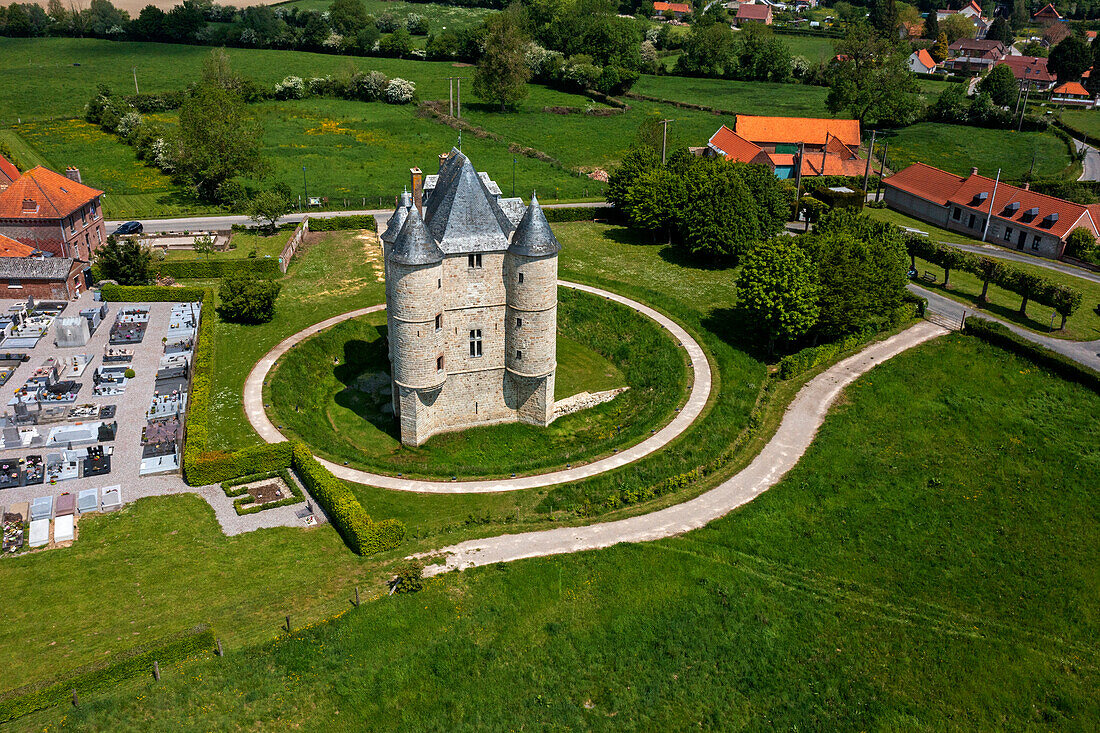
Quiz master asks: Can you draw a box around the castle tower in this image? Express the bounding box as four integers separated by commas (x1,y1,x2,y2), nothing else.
385,204,445,445
504,193,559,426
380,190,412,379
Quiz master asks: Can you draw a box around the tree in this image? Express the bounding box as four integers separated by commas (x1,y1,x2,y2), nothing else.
940,13,976,44
165,0,204,43
96,235,152,285
174,51,266,202
128,4,168,40
734,238,819,351
826,26,920,125
1049,35,1091,82
869,0,898,36
218,275,282,324
930,31,949,63
978,64,1019,106
974,255,1004,305
986,16,1014,45
674,21,735,77
1011,0,1028,29
733,23,792,82
622,167,683,243
473,10,531,110
192,234,215,260
1088,38,1100,96
328,0,368,36
607,143,660,211
677,161,763,261
247,190,292,235
1065,226,1097,259
922,8,940,40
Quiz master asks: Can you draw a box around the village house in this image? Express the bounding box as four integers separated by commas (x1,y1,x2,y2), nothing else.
996,55,1056,92
0,255,87,300
705,116,865,179
936,1,991,39
0,154,18,192
946,38,1006,73
883,162,1098,260
652,1,691,20
908,48,939,74
1031,2,1062,21
0,233,35,258
0,166,105,261
735,3,773,25
1051,81,1096,107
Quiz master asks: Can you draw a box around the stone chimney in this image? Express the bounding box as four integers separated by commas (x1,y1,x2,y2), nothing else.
410,167,423,215
65,167,82,184
438,152,449,172
970,167,979,176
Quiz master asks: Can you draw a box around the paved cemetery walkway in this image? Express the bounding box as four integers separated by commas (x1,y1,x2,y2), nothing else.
243,282,713,493
413,321,949,577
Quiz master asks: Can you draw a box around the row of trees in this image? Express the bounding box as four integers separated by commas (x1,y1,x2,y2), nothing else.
906,235,1084,328
734,210,911,351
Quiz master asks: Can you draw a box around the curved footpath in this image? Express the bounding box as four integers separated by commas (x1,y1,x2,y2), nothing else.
243,281,713,493
413,321,949,577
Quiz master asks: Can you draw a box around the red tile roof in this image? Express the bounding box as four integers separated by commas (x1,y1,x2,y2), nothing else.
0,154,18,189
796,153,867,177
653,1,691,12
0,233,35,257
915,49,936,69
1053,81,1090,96
0,166,102,220
736,4,772,19
997,55,1054,83
884,162,1096,239
1031,2,1062,19
735,115,860,147
707,125,765,163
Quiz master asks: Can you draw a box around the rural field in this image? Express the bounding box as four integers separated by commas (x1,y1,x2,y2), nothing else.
11,333,1098,730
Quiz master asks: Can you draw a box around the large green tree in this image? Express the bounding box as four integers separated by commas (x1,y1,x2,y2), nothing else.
735,238,820,351
868,0,898,36
986,16,1014,45
96,236,152,285
826,25,920,125
1048,35,1091,82
472,10,530,111
174,51,266,201
218,275,282,324
940,13,976,44
733,23,792,82
328,0,368,36
607,144,660,211
978,64,1018,106
922,8,940,40
677,161,763,261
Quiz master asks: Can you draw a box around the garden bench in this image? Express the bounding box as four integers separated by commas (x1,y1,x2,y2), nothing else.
921,271,937,283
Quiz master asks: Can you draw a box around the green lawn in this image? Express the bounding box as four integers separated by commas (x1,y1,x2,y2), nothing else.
1060,108,1100,139
866,206,991,248
265,287,683,479
776,33,837,61
24,334,1099,730
160,228,295,261
632,74,831,116
881,123,1073,180
913,254,1100,340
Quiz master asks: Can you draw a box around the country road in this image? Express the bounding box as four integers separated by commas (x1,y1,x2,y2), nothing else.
1075,139,1100,182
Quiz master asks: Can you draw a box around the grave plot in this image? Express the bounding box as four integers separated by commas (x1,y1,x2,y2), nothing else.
83,445,111,477
80,304,109,335
30,494,52,520
140,417,181,475
163,337,193,356
60,354,92,379
102,347,133,363
1,300,63,349
77,487,97,514
109,321,146,345
100,485,121,512
44,451,80,483
2,503,25,552
147,390,187,421
156,354,188,381
92,365,130,396
0,425,42,450
44,420,116,448
55,491,75,517
54,514,74,543
22,455,43,485
0,457,22,488
8,357,82,406
28,518,48,547
54,316,90,348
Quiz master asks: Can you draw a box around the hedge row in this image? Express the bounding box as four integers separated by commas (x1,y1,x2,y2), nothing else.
154,258,280,280
187,442,294,487
963,318,1100,392
221,467,304,515
0,625,214,723
542,206,607,223
777,328,877,380
291,443,405,555
98,284,205,302
907,235,1083,328
307,214,378,232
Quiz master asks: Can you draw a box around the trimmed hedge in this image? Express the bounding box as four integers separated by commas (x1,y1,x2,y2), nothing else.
963,318,1100,392
0,625,214,723
291,443,405,555
542,206,608,223
221,467,303,515
187,442,294,487
98,284,205,302
154,258,280,280
307,215,377,232
903,290,927,317
778,328,876,380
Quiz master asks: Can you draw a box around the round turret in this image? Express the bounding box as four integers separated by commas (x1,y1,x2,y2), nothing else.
505,195,558,377
386,206,445,389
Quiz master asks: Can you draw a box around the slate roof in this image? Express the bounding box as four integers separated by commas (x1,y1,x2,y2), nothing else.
423,148,514,253
498,197,527,226
390,205,443,266
508,194,560,257
381,191,412,244
735,115,860,147
0,256,76,280
0,166,101,220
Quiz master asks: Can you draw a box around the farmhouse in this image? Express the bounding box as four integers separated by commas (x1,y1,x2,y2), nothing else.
936,2,991,39
735,3,773,25
0,166,105,261
1031,2,1062,21
1050,81,1095,107
946,39,1006,73
653,1,691,19
996,55,1055,92
883,162,1098,259
382,149,559,447
908,48,939,74
706,120,865,179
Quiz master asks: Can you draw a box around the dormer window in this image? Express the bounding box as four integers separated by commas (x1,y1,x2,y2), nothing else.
1004,201,1020,214
1042,212,1059,227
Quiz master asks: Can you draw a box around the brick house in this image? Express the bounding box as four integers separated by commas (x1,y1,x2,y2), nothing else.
996,56,1056,92
735,3,773,25
0,233,35,258
946,39,1006,73
0,256,87,300
0,166,105,261
705,124,866,179
883,162,1099,260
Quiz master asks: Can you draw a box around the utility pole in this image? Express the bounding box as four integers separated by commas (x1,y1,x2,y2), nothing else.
862,130,877,198
457,77,463,118
1018,80,1031,132
659,119,673,165
445,77,467,118
302,166,308,205
794,141,806,230
874,141,889,202
1012,82,1024,118
132,67,139,95
448,77,454,116
981,168,1000,242
821,131,829,176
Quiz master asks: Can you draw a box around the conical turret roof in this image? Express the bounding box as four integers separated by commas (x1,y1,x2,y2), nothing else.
381,191,412,244
507,194,560,257
389,205,443,266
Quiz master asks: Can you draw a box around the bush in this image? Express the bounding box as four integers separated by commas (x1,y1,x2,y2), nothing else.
187,442,294,487
384,77,416,103
217,275,281,324
777,328,876,380
963,319,1100,392
291,443,405,555
0,625,213,723
155,258,281,280
221,467,304,515
542,206,605,222
389,564,424,593
124,368,136,379
307,214,377,231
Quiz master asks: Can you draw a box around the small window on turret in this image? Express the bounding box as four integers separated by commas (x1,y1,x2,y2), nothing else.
518,272,524,284
435,314,442,330
516,317,522,328
437,355,444,371
516,350,523,360
437,278,441,289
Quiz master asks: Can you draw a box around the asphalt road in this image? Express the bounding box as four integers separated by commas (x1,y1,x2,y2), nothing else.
106,202,610,234
1075,139,1100,182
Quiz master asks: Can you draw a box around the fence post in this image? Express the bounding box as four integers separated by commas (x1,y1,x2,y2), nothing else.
72,688,78,707
153,661,160,681
285,615,291,632
216,638,223,657
354,586,360,607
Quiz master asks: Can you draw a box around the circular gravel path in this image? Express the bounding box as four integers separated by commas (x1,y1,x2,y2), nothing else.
243,281,712,493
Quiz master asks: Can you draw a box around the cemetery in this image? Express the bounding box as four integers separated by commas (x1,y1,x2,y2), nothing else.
0,299,68,350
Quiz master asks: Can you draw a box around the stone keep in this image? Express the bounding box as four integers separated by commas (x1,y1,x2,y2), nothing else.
381,149,559,446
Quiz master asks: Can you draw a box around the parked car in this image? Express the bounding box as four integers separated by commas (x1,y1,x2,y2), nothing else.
113,221,143,235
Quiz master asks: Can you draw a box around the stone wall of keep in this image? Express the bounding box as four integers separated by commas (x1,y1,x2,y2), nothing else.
387,261,443,322
444,252,505,311
445,304,505,373
504,253,557,311
390,319,443,389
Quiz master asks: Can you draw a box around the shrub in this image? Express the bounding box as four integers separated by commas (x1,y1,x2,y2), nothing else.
96,236,153,285
186,442,294,486
221,467,304,515
307,214,377,231
217,275,281,324
390,564,424,593
154,258,280,280
124,368,136,379
274,75,306,100
384,77,416,104
542,206,604,222
963,319,1100,392
357,70,389,101
291,443,406,555
777,328,877,380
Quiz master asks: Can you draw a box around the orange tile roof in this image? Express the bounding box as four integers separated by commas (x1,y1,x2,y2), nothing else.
735,115,861,147
797,153,867,177
0,233,35,257
1053,81,1090,96
0,154,18,188
653,1,691,12
915,49,936,69
0,166,102,220
885,162,1096,239
1032,2,1062,19
707,125,765,163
